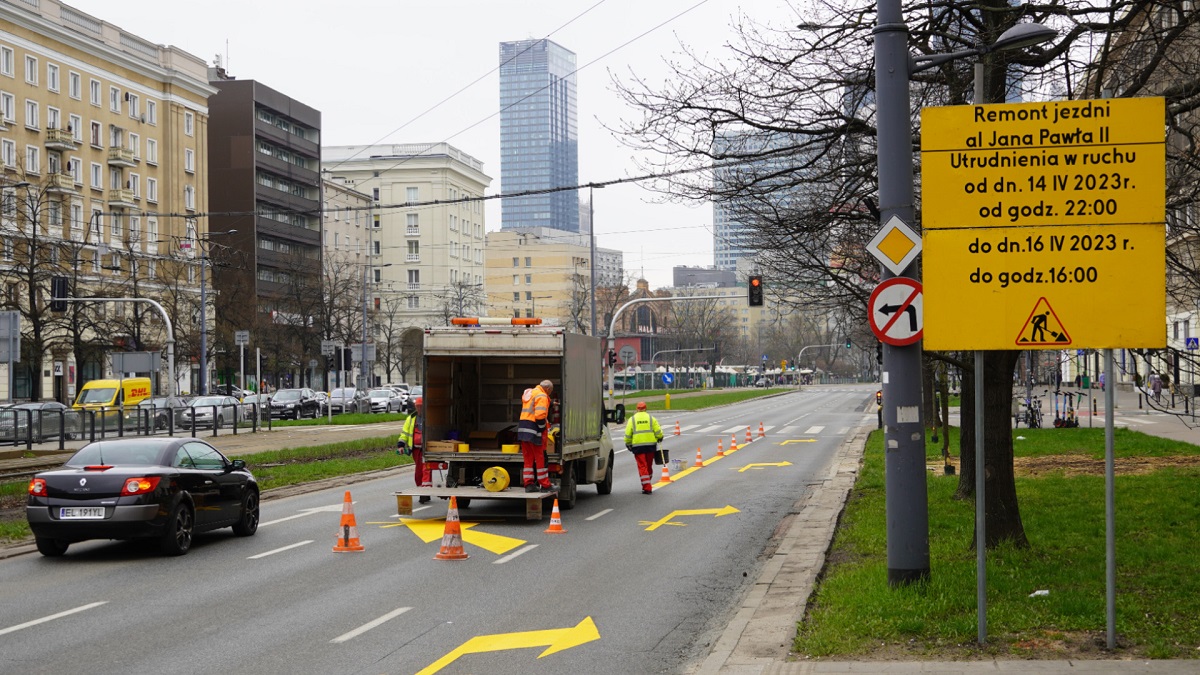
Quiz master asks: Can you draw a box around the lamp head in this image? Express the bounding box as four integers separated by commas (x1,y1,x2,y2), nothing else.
989,23,1056,53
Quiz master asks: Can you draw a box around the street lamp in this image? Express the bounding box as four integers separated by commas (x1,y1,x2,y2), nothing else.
195,229,236,395
587,183,605,336
873,0,1054,612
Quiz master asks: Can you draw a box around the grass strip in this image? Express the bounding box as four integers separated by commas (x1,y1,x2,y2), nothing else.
795,427,1200,659
270,412,408,428
633,388,790,412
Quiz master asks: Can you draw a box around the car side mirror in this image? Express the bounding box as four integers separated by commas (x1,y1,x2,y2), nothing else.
228,459,246,472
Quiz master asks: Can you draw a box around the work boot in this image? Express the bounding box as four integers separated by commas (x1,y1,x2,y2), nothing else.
642,487,653,495
418,496,431,504
525,483,539,493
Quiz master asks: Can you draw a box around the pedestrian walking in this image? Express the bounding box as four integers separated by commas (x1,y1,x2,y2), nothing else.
517,379,555,492
397,398,430,503
624,401,664,494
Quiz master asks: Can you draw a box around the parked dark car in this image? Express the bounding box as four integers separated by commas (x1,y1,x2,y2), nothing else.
313,391,330,416
26,437,259,556
329,387,370,415
269,388,320,420
212,384,249,399
125,396,188,432
0,402,82,443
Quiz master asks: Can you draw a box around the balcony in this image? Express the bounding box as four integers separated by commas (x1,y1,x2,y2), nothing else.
107,188,137,208
406,253,419,262
44,128,79,151
107,147,137,167
405,226,420,237
407,283,420,291
46,173,78,194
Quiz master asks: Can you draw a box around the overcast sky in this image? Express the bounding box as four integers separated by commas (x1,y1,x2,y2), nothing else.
66,0,799,288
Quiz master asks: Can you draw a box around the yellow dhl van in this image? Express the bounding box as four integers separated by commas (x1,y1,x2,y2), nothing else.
72,377,153,410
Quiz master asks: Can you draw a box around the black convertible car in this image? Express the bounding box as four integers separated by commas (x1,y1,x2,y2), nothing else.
26,437,259,557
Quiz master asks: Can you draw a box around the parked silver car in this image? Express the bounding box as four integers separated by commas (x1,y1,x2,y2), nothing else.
0,402,81,443
329,387,370,414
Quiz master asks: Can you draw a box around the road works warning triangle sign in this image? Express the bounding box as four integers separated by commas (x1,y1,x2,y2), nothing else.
1015,297,1071,346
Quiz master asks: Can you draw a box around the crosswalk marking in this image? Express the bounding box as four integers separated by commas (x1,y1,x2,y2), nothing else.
680,424,701,432
696,425,724,434
804,426,825,435
837,427,849,435
721,426,744,434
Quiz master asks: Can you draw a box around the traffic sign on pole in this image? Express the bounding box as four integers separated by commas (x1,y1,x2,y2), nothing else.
868,278,923,347
867,215,922,276
1188,337,1199,351
234,330,250,346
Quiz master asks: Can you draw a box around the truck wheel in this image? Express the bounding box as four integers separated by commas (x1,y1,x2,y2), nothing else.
596,449,614,495
558,460,577,510
457,498,471,509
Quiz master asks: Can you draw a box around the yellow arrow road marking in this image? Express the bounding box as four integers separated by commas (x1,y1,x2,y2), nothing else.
416,616,600,675
386,518,527,555
644,505,739,531
779,439,817,445
737,461,793,473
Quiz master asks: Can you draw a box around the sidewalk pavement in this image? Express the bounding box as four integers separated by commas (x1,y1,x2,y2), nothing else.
693,386,1200,675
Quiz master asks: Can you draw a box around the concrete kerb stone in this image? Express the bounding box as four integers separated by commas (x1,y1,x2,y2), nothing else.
693,414,871,675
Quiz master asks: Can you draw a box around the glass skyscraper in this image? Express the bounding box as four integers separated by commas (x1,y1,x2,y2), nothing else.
499,39,579,232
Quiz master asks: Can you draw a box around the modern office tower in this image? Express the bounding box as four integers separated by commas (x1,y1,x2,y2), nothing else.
499,39,578,233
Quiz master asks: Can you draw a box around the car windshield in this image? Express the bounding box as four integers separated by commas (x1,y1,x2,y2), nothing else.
191,396,227,407
77,387,117,404
274,390,301,401
143,398,172,408
368,390,391,399
67,442,166,467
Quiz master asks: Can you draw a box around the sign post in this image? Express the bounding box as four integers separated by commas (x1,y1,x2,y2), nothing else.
0,311,19,402
235,330,250,394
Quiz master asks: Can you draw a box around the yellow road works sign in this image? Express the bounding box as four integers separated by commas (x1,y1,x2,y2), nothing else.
922,98,1164,230
923,224,1164,350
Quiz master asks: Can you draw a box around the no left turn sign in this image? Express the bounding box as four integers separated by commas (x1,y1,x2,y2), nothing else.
869,277,923,347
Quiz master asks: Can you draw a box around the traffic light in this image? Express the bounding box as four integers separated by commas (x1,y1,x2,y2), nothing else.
607,349,617,367
844,338,852,350
876,390,882,405
781,359,787,370
747,275,763,306
876,342,883,364
341,347,353,371
50,276,69,312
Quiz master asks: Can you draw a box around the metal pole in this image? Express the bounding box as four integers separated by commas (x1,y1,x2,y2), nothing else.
255,346,261,401
589,184,598,336
199,246,207,396
361,262,368,390
975,351,987,644
239,343,245,395
1104,349,1115,649
875,0,930,587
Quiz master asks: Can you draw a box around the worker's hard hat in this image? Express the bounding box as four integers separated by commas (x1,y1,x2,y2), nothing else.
636,401,647,411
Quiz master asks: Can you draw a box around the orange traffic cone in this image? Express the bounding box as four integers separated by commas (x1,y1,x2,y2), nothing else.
758,422,765,438
332,490,365,552
673,421,681,436
746,426,752,443
544,499,567,534
730,434,739,452
694,447,704,467
716,439,725,457
660,462,672,483
434,496,469,560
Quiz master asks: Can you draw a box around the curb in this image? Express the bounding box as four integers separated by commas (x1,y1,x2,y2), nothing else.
693,416,871,674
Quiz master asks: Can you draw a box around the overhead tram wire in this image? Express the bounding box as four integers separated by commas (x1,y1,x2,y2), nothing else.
322,0,612,173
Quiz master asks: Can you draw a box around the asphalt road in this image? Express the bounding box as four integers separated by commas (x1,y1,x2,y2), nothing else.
0,386,875,675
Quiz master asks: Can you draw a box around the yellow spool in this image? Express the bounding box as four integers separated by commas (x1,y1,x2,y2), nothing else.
458,443,470,453
501,444,520,454
482,466,510,492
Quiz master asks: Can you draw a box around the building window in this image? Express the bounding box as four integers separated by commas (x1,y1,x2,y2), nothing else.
146,138,157,165
146,100,156,125
184,148,194,173
407,295,420,309
110,212,121,240
109,86,120,113
69,114,81,140
406,187,418,202
146,177,157,203
67,157,81,183
513,292,520,302
184,185,195,210
46,106,60,131
407,269,420,290
70,203,82,239
373,269,381,283
405,213,418,235
450,215,457,231
46,64,59,92
90,209,102,235
25,146,39,175
89,79,100,106
184,111,194,136
525,256,532,267
24,99,37,129
0,92,12,122
127,93,138,119
0,46,12,77
129,173,139,198
90,163,102,189
525,274,532,285
68,71,80,99
371,187,379,201
0,139,13,168
128,133,139,158
24,55,37,85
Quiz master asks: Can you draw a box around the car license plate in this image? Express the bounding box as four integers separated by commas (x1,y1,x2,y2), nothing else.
60,507,105,520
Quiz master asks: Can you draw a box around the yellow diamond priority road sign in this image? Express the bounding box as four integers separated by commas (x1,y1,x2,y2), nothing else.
867,215,922,276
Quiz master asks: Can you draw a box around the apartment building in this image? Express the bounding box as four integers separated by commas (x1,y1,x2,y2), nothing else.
0,0,213,401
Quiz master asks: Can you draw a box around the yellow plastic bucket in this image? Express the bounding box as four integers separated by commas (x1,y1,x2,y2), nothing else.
458,443,470,453
501,444,520,454
483,466,510,492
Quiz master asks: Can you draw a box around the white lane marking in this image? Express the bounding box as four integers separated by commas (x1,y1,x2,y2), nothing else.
804,426,825,435
248,540,313,560
0,601,108,637
680,424,701,432
331,606,413,643
762,425,776,432
837,427,850,435
586,508,614,521
721,426,744,434
778,426,798,435
696,425,723,434
260,502,347,527
493,544,538,565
